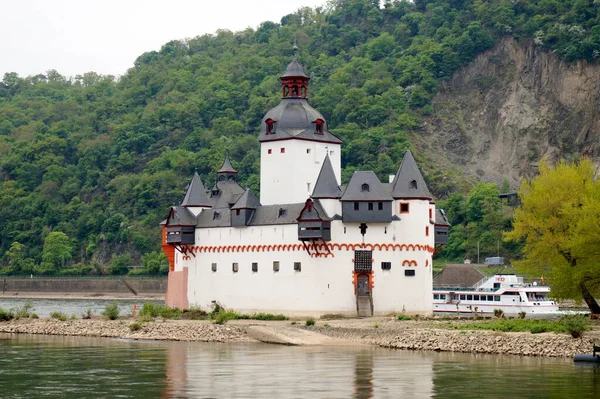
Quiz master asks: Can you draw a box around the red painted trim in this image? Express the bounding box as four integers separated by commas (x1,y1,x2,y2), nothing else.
259,137,342,145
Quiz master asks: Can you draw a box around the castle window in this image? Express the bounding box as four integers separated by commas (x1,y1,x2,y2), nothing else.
211,190,220,198
354,202,359,211
280,147,285,153
368,202,374,211
307,148,311,154
268,149,272,154
211,263,217,272
425,226,429,236
232,263,239,273
236,209,241,216
361,183,370,192
213,211,220,220
252,262,258,273
292,86,298,96
378,202,383,211
400,203,409,213
315,119,324,134
405,269,416,277
294,262,302,272
265,118,275,134
429,209,433,218
273,261,280,272
219,175,225,182
278,208,287,217
381,262,391,270
410,180,418,189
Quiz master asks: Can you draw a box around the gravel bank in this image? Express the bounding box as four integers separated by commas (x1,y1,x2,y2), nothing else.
1,317,598,358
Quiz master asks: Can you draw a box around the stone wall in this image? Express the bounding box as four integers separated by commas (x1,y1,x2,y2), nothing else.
1,277,167,294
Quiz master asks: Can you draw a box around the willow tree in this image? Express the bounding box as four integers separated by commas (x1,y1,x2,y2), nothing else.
506,158,600,313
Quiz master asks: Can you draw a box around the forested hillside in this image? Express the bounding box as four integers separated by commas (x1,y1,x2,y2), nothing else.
1,0,599,275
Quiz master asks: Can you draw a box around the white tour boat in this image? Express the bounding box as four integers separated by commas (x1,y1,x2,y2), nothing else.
433,274,560,318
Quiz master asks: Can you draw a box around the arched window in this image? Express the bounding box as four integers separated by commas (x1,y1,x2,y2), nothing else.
265,118,275,134
410,180,418,189
315,119,324,134
361,183,370,192
219,175,225,182
292,85,298,96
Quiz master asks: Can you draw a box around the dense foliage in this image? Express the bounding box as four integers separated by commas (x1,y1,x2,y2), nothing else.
506,158,600,313
1,0,599,275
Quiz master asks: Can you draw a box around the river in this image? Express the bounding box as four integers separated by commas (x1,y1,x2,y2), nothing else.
0,333,598,398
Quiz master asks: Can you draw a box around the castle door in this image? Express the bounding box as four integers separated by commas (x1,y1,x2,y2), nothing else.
357,274,370,295
354,250,373,317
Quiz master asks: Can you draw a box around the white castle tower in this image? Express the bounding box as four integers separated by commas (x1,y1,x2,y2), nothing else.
259,48,342,205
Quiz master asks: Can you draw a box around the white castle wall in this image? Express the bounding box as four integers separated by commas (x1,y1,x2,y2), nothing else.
174,199,434,316
259,140,341,205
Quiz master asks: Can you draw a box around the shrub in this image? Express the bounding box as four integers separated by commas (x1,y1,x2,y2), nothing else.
397,314,414,321
306,318,315,326
129,322,143,331
213,310,239,325
252,313,288,321
374,324,379,329
12,301,34,319
560,314,591,338
139,315,154,323
82,308,94,319
139,303,182,319
0,307,14,321
31,313,39,319
70,314,77,320
518,311,526,319
102,303,120,320
50,311,67,321
290,321,297,325
530,325,548,334
493,309,504,318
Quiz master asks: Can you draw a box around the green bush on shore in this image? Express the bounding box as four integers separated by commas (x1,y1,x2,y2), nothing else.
102,303,120,320
452,314,592,336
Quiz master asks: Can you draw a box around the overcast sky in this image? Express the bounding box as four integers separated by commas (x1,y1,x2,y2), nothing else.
1,0,326,78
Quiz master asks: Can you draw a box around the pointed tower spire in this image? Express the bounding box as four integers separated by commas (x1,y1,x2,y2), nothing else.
217,152,237,174
181,171,212,207
391,150,432,199
312,154,342,199
280,44,309,98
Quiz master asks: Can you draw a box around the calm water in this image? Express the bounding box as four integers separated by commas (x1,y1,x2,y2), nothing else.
0,334,598,398
0,298,162,318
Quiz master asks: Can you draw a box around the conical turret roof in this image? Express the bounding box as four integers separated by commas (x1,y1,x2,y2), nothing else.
312,154,342,199
231,188,261,210
281,57,309,78
217,153,237,174
181,171,212,207
390,150,432,199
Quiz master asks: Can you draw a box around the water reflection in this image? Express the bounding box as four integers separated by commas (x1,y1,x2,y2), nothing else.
0,334,599,398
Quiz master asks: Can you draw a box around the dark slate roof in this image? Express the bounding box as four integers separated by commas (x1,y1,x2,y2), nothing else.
433,265,486,288
231,188,261,210
281,58,308,78
340,171,393,201
258,98,342,144
196,208,232,228
436,209,450,226
250,203,306,225
209,180,245,208
217,154,237,174
167,206,197,226
297,199,331,221
196,203,306,228
391,150,432,199
312,155,342,199
181,172,212,208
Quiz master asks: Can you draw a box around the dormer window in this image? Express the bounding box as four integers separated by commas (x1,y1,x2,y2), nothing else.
219,175,225,182
211,190,220,198
265,118,275,134
315,119,324,135
410,180,418,189
361,183,370,192
278,208,287,217
213,211,220,220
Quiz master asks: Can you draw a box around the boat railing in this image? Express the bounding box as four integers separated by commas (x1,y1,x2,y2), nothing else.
433,285,496,292
472,275,491,289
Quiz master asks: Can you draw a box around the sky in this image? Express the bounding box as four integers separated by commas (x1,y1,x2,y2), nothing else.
1,0,326,79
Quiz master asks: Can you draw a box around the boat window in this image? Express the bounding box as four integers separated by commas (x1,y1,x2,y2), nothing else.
474,295,479,300
494,296,501,301
460,295,466,300
434,294,439,300
486,296,492,301
466,295,472,300
440,294,446,300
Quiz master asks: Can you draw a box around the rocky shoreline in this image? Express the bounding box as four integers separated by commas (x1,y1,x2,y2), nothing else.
1,317,598,358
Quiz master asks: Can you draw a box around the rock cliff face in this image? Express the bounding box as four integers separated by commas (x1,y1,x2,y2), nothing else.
420,36,600,189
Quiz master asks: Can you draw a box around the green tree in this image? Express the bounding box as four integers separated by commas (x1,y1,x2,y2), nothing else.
506,158,600,313
41,232,73,270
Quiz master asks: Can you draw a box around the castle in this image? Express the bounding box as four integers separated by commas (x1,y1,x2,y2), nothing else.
161,52,448,317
